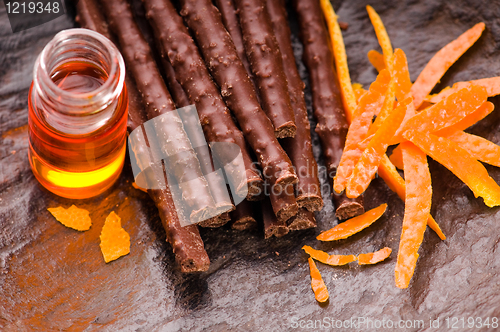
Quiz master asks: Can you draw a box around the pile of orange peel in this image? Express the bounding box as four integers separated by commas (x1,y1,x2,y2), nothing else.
48,205,130,263
305,1,500,302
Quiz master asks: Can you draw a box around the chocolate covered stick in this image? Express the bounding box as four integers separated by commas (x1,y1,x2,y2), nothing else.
269,183,298,222
266,0,323,214
141,0,263,200
288,208,316,231
161,57,190,109
262,198,289,238
293,0,364,220
178,0,297,188
233,0,296,138
99,0,222,225
75,0,146,132
230,200,257,230
214,0,253,84
76,0,209,272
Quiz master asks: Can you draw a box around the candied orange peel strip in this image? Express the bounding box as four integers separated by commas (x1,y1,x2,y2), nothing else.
446,131,500,168
428,77,500,104
369,49,413,137
320,0,357,123
367,49,385,72
392,85,488,144
358,247,392,265
366,5,394,71
302,245,356,266
352,83,367,103
308,257,329,303
47,205,92,231
392,101,495,171
334,70,391,193
99,211,131,263
389,146,404,170
317,203,387,241
378,155,445,240
405,131,500,208
411,22,485,109
395,142,432,289
347,98,410,198
434,101,494,137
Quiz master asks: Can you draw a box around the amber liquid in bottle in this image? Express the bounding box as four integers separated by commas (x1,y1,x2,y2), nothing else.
29,61,128,199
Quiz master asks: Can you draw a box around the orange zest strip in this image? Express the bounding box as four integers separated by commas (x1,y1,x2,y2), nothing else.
378,155,446,240
389,145,404,170
429,77,500,104
320,0,356,123
394,101,494,171
392,85,488,144
411,22,486,109
346,98,410,198
405,131,500,208
366,6,394,71
334,70,391,193
99,211,131,263
308,257,329,303
352,83,367,103
434,101,494,137
302,246,357,266
391,49,413,100
367,78,395,135
367,49,385,72
358,247,392,265
369,49,413,136
317,203,387,241
47,205,92,231
427,215,446,241
446,131,500,167
395,142,432,289
378,155,406,199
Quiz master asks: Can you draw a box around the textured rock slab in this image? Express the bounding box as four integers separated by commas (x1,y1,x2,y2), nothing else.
1,0,500,331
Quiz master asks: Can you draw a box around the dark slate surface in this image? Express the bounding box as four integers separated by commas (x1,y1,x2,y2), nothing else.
1,1,500,331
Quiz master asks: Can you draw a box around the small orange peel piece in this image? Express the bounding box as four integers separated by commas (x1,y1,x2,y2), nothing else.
320,0,357,123
307,257,329,303
358,247,392,265
302,245,356,266
317,203,387,241
99,211,131,263
395,142,432,289
132,182,148,193
405,131,500,208
47,205,92,231
411,22,485,109
429,77,500,104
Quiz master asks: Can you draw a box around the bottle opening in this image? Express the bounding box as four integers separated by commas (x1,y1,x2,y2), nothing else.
52,61,108,94
33,28,125,115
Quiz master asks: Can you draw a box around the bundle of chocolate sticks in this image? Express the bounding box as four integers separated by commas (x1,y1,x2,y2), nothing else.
75,0,364,272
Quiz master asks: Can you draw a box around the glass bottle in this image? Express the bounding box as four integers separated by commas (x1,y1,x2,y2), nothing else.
28,28,128,199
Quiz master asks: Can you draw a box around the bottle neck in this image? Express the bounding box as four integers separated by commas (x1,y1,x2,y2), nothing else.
32,28,126,135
